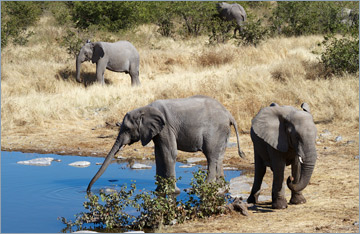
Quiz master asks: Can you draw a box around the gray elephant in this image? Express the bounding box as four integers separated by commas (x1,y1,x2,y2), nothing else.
338,8,359,27
76,40,140,86
247,103,317,209
216,2,247,37
87,95,245,193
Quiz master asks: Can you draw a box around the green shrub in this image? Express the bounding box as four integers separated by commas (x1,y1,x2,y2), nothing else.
59,169,230,232
319,34,359,75
59,29,87,58
58,183,137,232
237,19,269,47
185,169,229,219
133,176,186,229
207,15,234,44
1,1,43,47
270,1,358,36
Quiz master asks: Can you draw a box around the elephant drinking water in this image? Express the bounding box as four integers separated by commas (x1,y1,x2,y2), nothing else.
247,103,317,209
76,40,140,86
87,95,245,193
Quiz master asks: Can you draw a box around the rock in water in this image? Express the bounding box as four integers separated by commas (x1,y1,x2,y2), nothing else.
68,161,91,168
130,163,152,169
17,157,54,166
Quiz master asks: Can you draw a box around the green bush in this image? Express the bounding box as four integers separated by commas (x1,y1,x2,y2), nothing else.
237,19,269,47
185,169,229,219
319,34,359,75
207,15,234,44
59,169,230,232
270,1,358,36
133,176,186,229
1,1,43,47
58,183,137,232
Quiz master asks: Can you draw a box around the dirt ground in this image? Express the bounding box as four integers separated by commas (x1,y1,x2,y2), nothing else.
1,120,359,233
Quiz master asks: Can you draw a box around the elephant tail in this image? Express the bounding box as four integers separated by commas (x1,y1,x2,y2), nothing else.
230,117,245,158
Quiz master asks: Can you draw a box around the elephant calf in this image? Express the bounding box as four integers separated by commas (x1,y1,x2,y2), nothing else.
76,40,140,86
248,103,317,209
87,95,245,193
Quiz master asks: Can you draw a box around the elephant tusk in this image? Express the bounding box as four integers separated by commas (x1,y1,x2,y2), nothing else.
299,156,304,164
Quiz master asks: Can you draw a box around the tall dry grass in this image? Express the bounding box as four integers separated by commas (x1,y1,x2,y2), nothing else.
1,15,359,139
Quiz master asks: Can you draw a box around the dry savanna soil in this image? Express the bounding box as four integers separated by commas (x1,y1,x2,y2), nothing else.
1,14,359,233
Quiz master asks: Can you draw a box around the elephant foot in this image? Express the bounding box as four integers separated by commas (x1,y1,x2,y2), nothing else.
290,193,306,205
247,190,260,204
272,197,288,209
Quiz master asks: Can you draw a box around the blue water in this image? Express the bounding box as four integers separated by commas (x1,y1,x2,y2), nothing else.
1,151,241,233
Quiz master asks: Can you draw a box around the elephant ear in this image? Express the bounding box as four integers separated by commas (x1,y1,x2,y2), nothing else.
139,106,165,146
91,43,105,63
252,105,292,152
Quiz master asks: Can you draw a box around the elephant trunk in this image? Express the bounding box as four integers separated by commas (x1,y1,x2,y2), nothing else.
287,147,317,193
76,55,83,83
87,138,124,192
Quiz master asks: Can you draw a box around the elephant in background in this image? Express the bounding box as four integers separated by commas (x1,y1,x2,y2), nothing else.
76,40,140,86
216,2,247,37
87,95,245,193
338,8,359,27
247,103,317,209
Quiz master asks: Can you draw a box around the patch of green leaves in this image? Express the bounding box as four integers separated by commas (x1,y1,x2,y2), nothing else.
59,169,230,232
319,34,359,75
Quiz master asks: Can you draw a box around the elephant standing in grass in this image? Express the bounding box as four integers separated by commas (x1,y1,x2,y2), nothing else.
216,2,247,37
76,40,140,86
87,95,245,193
247,103,317,209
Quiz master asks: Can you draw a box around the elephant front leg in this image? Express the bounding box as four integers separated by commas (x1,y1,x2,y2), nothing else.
154,140,180,194
271,155,288,209
248,152,266,204
289,158,306,205
96,61,106,85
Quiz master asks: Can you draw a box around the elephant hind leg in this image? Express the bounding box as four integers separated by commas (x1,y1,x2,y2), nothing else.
129,64,140,86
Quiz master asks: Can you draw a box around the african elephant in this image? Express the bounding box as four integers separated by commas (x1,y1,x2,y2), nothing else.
76,40,140,86
87,95,245,193
216,2,247,37
247,103,317,209
338,8,359,27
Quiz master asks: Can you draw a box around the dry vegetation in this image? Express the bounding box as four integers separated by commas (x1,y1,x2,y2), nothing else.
1,14,359,233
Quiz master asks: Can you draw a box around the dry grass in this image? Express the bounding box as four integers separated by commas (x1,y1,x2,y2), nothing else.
1,14,359,233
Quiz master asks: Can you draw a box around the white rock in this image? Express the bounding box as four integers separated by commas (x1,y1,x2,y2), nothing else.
179,164,195,168
124,231,145,233
223,167,238,171
68,161,91,168
186,157,206,163
130,163,152,169
17,157,54,166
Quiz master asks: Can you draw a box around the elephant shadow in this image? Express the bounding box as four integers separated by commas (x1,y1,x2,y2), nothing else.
56,68,112,87
248,202,275,213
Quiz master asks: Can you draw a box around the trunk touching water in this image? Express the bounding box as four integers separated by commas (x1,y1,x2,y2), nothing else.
86,139,123,192
287,146,317,193
76,56,82,83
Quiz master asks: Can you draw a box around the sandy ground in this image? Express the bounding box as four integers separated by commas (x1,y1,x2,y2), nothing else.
1,119,359,233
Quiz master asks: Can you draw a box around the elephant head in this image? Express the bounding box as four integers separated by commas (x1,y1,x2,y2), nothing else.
76,40,105,83
86,106,165,192
252,103,317,193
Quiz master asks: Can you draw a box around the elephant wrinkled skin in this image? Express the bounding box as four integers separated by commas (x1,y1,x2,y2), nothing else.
87,95,245,193
76,40,140,86
247,103,317,209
